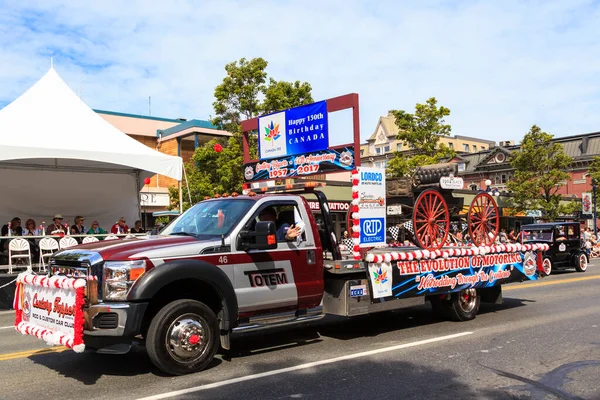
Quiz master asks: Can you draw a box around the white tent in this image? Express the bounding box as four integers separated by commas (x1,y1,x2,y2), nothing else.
0,67,183,231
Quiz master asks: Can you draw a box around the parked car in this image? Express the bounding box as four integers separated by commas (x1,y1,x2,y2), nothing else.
521,222,588,275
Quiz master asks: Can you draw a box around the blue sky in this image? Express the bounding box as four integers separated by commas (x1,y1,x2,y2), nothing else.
0,0,599,146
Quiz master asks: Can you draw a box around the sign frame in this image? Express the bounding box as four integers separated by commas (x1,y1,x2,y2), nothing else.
357,166,386,246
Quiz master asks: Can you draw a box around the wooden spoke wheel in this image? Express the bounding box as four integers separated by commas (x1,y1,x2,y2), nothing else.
468,192,499,246
412,189,450,251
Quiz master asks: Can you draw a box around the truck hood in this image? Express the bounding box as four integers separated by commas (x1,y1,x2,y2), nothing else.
53,235,201,261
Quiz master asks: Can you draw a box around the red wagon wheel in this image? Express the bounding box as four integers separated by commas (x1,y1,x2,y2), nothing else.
412,189,450,251
468,192,499,246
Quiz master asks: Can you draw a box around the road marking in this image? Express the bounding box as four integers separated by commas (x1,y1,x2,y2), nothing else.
504,275,600,291
137,331,474,400
0,347,67,361
0,326,14,330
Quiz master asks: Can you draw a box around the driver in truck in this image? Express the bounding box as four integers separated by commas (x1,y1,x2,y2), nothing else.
259,206,301,241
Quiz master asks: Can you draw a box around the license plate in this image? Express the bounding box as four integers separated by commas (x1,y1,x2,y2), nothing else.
350,285,367,297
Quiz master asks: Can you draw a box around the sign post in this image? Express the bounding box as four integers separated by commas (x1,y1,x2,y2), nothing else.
357,167,386,246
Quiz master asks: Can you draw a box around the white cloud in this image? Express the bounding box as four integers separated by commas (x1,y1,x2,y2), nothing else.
0,0,599,145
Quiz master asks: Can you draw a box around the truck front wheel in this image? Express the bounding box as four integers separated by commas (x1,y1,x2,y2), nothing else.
146,299,219,375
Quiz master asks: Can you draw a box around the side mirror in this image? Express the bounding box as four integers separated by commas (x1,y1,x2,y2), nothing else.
239,221,278,250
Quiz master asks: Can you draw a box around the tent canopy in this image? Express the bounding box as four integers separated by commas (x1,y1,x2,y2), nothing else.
0,67,183,231
0,67,182,180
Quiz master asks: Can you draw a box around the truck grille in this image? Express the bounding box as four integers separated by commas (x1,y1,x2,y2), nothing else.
49,251,104,299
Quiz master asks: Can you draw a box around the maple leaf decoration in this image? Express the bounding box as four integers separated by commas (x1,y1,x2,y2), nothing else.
373,267,388,284
264,121,280,146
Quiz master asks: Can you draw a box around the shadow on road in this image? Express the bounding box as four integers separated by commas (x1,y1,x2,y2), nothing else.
27,345,222,385
174,355,532,400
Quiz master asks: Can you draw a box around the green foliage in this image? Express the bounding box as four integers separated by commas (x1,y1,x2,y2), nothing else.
170,57,313,211
587,156,600,184
388,97,455,177
507,125,573,221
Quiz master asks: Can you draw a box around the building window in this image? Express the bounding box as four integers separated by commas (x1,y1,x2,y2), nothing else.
481,146,485,150
472,145,477,152
501,174,507,184
458,162,466,172
383,160,389,168
360,149,364,156
375,147,381,155
448,142,454,150
463,144,469,152
383,145,390,153
494,175,500,185
397,143,402,151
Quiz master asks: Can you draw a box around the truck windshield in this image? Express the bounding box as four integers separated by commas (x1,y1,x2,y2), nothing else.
522,229,553,242
161,199,254,239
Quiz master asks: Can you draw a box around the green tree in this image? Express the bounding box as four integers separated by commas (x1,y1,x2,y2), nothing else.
507,125,574,221
170,58,313,211
587,156,600,183
387,97,455,177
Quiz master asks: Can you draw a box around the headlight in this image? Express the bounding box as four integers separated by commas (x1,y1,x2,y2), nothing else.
103,260,147,301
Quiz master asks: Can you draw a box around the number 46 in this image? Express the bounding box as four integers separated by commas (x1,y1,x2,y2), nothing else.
218,256,228,264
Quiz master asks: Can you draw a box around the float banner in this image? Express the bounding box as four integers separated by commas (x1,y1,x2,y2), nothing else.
14,274,86,352
243,147,354,182
367,251,540,301
258,100,329,160
582,192,592,214
358,167,386,246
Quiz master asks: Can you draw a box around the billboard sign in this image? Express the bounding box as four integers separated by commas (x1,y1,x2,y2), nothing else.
358,167,386,246
243,146,354,182
258,100,329,160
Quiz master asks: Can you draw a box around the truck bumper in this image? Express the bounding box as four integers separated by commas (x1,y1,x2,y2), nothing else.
83,302,148,354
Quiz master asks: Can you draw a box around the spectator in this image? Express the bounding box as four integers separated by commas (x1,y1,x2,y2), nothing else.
46,214,66,235
1,217,22,255
130,220,144,234
23,219,41,259
2,217,22,236
508,229,516,242
150,221,162,235
87,221,107,239
498,228,507,243
111,217,129,234
71,216,86,243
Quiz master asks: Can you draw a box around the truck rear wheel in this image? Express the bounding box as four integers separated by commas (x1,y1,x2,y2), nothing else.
575,252,588,272
430,289,480,322
146,299,219,375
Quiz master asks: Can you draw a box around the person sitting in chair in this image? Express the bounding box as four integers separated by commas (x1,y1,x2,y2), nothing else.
258,206,301,242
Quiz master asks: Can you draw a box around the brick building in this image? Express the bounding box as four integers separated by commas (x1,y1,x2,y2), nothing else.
96,110,230,216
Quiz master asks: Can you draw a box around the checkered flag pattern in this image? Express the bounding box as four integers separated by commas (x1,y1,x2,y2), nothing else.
342,238,354,249
387,226,400,241
402,220,414,234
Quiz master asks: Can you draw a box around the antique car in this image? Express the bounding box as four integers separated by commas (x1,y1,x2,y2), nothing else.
521,222,588,275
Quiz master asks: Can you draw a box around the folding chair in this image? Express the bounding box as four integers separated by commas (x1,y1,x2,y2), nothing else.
59,236,79,250
82,236,99,244
104,235,119,240
8,238,32,274
39,237,59,272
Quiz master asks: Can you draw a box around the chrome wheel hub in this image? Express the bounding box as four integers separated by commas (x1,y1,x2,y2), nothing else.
458,289,477,313
166,313,209,363
580,254,587,270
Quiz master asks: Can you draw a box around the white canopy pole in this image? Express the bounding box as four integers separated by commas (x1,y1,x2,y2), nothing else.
182,164,193,206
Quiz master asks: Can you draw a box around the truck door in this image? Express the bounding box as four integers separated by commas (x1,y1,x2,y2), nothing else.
229,199,324,314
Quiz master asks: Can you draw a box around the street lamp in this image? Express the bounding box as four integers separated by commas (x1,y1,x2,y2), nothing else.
484,179,500,196
593,178,597,236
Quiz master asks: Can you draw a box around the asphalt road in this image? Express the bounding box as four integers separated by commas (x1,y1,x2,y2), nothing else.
0,265,599,400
